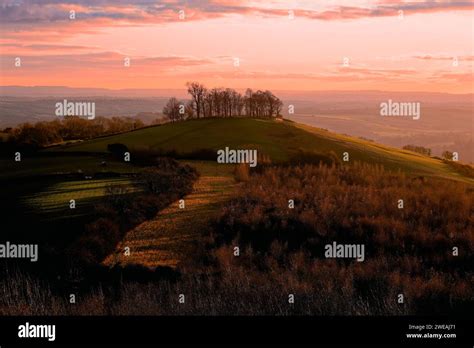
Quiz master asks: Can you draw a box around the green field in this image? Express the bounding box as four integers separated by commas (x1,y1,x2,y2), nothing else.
0,156,138,179
48,118,473,183
21,177,136,217
1,155,140,227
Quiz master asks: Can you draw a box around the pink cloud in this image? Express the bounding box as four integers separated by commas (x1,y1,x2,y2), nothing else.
1,0,472,40
413,55,474,61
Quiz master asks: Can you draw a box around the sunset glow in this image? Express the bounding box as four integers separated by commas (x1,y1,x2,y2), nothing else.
1,0,473,93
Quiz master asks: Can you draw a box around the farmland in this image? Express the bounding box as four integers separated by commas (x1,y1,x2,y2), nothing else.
21,177,136,217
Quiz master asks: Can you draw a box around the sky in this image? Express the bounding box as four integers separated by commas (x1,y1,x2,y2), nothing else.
0,0,473,93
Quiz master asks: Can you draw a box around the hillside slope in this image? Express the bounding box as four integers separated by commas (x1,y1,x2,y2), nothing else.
48,118,473,183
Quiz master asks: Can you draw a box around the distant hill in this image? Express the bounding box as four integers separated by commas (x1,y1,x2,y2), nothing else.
0,96,169,127
0,86,187,98
48,118,474,184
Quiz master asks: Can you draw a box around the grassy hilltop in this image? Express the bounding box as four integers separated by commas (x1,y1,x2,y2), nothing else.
49,117,473,183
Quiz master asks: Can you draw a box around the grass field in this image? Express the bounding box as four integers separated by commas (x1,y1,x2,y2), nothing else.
104,160,236,268
0,152,140,248
21,177,136,217
48,118,473,183
0,156,138,179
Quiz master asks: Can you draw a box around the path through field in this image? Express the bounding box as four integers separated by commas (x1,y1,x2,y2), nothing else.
103,161,236,268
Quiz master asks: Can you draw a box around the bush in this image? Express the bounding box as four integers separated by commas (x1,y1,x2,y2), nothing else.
402,144,432,156
139,158,198,195
211,162,474,314
234,163,250,182
107,143,129,159
443,160,474,179
71,218,121,265
289,149,340,166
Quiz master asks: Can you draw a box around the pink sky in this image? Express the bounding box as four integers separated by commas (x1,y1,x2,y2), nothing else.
0,0,473,93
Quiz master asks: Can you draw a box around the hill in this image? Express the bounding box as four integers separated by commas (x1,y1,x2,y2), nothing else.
47,118,473,184
0,96,168,127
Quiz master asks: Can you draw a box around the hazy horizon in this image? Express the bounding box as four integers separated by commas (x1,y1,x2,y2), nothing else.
1,85,473,99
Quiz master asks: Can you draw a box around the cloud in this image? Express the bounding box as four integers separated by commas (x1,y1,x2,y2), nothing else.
436,72,474,83
337,66,417,76
413,54,474,61
0,43,100,55
0,51,214,72
172,66,422,84
1,0,472,40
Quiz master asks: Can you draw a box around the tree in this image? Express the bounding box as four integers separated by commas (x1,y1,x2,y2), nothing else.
184,82,282,119
210,88,223,117
402,145,431,156
442,150,454,160
107,143,129,159
162,97,182,122
185,101,195,119
244,88,254,117
186,82,207,119
232,90,244,116
13,121,62,147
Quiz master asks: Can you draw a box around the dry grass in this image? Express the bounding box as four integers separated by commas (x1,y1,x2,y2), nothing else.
210,162,474,315
68,158,199,266
233,163,250,182
1,162,472,316
103,174,236,268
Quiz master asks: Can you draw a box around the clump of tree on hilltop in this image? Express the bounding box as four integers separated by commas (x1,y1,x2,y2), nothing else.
163,81,283,122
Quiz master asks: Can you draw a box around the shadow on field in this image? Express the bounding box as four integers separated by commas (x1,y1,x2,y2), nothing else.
0,155,199,299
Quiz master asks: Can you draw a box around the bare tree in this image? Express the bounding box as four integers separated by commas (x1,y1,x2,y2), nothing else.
264,90,283,118
184,82,282,119
210,88,222,117
244,88,254,117
162,97,181,122
186,82,207,119
185,101,195,119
